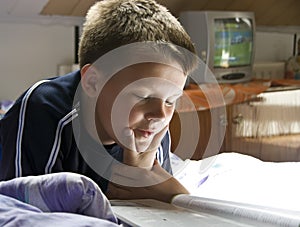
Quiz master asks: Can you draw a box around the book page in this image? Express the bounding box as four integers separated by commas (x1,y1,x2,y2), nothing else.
172,152,300,212
110,199,274,227
172,194,300,227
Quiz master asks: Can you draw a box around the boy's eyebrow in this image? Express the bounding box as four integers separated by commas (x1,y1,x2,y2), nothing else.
130,87,183,97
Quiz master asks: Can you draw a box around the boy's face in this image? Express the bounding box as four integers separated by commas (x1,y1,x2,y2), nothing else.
95,62,186,152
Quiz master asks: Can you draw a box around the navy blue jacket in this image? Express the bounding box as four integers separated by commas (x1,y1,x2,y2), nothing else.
0,71,172,192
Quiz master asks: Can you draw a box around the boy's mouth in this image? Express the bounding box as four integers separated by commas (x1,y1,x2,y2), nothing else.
135,129,154,138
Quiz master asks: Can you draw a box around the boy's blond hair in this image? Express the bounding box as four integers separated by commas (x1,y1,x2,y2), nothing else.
78,0,197,74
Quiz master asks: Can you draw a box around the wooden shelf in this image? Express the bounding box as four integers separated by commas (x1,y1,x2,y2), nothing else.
170,79,300,161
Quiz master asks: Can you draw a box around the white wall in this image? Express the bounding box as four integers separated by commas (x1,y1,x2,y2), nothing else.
255,31,295,62
0,22,74,100
0,21,298,101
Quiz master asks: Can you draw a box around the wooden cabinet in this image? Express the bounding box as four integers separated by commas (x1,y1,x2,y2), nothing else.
172,87,300,162
169,79,271,160
226,90,300,162
169,83,300,161
169,106,228,160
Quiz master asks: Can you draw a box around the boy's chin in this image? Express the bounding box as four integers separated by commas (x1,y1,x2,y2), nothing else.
135,140,152,153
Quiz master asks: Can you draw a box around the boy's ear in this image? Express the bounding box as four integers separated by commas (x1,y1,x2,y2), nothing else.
80,64,102,98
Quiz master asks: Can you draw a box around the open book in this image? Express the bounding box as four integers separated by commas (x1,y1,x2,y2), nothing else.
172,152,300,212
111,195,300,227
111,153,300,226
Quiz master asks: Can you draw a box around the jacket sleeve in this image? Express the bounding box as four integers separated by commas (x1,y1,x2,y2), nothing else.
0,82,72,180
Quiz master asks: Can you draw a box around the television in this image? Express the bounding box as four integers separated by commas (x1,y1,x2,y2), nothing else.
180,11,256,83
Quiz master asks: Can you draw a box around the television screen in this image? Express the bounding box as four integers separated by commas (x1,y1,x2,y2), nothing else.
214,18,253,68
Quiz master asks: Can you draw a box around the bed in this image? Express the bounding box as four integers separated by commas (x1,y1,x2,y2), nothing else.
0,152,299,226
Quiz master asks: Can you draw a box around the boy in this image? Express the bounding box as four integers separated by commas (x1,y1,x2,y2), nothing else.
0,0,197,202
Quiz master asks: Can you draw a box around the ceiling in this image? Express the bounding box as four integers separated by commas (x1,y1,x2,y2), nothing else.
0,0,300,29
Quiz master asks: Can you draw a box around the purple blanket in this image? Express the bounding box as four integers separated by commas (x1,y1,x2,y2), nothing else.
0,172,120,226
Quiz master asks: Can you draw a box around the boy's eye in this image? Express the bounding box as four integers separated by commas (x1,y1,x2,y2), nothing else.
165,99,176,107
135,95,149,101
134,94,177,107
136,95,147,99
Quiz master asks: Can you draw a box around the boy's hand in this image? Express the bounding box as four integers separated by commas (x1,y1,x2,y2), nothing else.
121,125,169,168
106,160,189,203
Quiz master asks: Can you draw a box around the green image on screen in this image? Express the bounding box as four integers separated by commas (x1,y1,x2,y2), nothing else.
214,18,253,68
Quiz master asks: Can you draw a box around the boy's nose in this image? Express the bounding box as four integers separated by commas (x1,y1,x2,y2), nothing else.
145,98,167,122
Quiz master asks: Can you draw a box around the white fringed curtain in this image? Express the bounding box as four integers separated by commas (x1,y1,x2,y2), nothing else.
234,89,300,137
